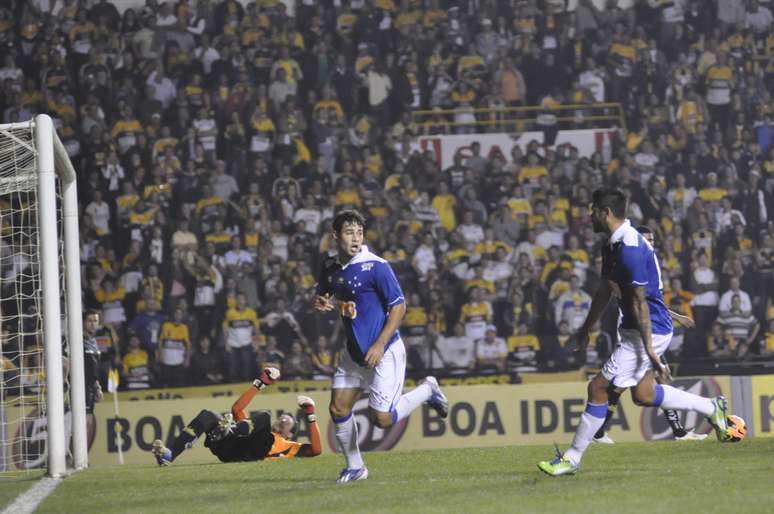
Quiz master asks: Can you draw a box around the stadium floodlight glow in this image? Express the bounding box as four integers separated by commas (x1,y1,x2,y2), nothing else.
0,115,85,477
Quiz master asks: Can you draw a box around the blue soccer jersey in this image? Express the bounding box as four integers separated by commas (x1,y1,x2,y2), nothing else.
317,245,405,365
602,220,672,336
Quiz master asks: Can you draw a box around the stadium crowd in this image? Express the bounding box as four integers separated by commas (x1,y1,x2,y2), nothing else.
0,0,773,390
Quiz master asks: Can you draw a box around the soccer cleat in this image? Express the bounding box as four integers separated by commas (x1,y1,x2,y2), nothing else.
708,396,732,442
151,439,172,466
592,432,615,444
537,444,579,477
336,467,369,483
674,429,708,441
420,376,449,419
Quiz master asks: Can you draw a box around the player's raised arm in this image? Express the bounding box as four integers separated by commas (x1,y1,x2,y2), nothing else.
230,367,280,421
296,396,322,458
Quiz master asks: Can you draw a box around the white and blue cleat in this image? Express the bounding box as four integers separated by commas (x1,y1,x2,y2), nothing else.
336,467,369,483
151,439,172,466
420,376,449,418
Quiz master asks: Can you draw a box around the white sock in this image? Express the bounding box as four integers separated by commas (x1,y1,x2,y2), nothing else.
391,383,432,423
655,384,715,417
564,403,607,466
334,414,364,470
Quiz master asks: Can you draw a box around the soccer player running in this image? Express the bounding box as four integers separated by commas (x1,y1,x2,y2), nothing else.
314,210,448,483
593,225,706,443
151,368,322,464
538,189,732,477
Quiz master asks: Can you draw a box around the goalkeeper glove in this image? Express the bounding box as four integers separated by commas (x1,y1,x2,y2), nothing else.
253,367,280,391
297,395,317,423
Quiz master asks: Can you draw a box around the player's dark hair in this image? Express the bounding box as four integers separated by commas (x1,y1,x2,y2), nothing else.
84,308,100,320
591,188,627,218
636,225,653,234
332,209,365,234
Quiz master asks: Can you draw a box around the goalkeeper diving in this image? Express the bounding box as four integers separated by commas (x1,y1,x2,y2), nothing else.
151,368,322,464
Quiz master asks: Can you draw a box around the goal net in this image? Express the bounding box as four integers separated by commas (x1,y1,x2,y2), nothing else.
0,116,85,477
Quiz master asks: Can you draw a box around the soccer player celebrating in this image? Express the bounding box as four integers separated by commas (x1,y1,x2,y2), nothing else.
593,225,706,444
538,189,732,477
314,210,448,483
150,367,322,464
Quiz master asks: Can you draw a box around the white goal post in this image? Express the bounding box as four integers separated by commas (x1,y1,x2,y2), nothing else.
0,115,86,477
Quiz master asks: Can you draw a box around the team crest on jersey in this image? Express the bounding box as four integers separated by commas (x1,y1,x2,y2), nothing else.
361,263,374,272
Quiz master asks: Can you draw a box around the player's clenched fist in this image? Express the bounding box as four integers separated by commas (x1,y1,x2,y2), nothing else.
313,293,335,312
297,395,317,423
364,343,385,368
253,367,281,391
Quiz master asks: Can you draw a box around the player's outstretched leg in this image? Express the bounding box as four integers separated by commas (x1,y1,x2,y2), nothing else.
419,377,449,418
539,374,609,476
648,385,730,442
151,409,221,465
389,377,447,424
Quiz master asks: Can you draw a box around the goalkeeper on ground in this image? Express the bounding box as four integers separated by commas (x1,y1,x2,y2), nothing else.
151,368,322,465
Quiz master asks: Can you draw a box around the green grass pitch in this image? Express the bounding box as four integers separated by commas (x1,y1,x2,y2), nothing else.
8,439,774,514
0,469,44,509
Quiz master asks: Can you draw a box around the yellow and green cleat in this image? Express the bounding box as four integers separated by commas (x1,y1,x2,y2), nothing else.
708,396,733,442
537,444,579,477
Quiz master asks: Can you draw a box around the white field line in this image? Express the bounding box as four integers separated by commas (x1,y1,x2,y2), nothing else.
1,476,62,514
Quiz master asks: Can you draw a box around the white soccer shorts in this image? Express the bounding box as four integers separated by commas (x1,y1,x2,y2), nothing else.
601,329,673,388
332,338,406,413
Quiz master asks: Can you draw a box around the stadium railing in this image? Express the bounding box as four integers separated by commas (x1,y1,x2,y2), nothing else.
411,102,627,134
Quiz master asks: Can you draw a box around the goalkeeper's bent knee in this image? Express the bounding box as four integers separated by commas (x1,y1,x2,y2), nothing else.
190,410,221,435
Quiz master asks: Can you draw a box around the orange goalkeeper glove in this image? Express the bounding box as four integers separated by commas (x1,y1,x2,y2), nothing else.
297,395,316,423
253,367,280,391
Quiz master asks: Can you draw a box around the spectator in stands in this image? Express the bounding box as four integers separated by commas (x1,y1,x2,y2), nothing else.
255,335,284,373
157,307,191,387
474,325,508,373
460,287,493,341
222,292,259,382
189,335,224,386
553,274,592,332
761,320,774,356
122,332,151,390
690,252,720,333
507,323,540,369
2,0,772,388
431,322,475,372
717,294,760,358
707,321,738,360
283,341,313,379
310,335,337,378
127,299,165,362
718,276,753,315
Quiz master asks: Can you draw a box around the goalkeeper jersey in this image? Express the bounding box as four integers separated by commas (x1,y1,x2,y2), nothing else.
205,413,305,462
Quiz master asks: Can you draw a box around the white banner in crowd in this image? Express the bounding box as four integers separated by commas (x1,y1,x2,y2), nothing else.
418,129,617,170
